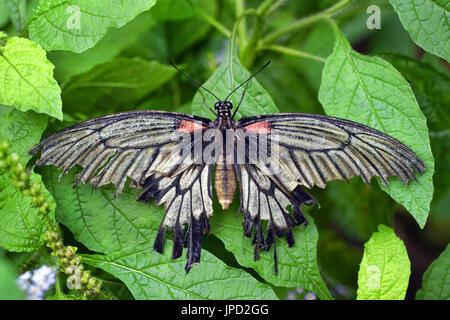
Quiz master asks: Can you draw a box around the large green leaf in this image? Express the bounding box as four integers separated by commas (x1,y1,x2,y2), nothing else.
390,0,450,62
0,36,62,120
82,240,278,300
416,244,450,300
62,58,177,114
211,207,332,300
318,26,434,229
0,106,48,161
28,0,157,53
357,225,410,300
191,42,279,120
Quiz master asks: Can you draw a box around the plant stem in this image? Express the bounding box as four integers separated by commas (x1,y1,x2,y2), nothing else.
256,0,276,16
262,0,351,44
235,0,248,47
260,44,326,62
239,0,277,67
196,8,231,38
264,0,286,17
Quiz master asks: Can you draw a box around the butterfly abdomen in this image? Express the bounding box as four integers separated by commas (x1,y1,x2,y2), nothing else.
215,152,236,210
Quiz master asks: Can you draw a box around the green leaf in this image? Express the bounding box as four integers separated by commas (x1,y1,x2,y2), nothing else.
4,0,27,32
151,0,197,21
318,26,434,229
0,250,24,299
0,2,10,28
0,107,52,252
48,12,157,84
191,41,279,120
357,225,411,300
28,0,157,53
82,240,278,300
378,53,450,132
0,37,63,120
62,58,177,115
0,171,53,251
416,244,450,300
212,208,333,300
0,106,48,162
390,0,450,62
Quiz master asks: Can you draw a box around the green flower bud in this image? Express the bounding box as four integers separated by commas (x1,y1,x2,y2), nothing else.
81,271,90,284
65,246,77,258
39,202,50,214
19,171,28,181
32,195,45,206
45,230,53,242
30,183,41,195
70,256,81,266
55,240,64,250
14,163,25,174
6,153,20,166
56,249,65,258
87,278,96,289
0,141,9,151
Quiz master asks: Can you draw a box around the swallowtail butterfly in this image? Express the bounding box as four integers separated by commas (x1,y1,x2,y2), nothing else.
29,62,425,274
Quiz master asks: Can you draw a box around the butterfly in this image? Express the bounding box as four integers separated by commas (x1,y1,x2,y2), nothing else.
29,62,425,274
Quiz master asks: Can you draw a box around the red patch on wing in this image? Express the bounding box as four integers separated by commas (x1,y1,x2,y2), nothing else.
242,121,272,134
177,120,206,133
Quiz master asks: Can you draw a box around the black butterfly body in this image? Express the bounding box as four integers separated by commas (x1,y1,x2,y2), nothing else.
29,86,425,275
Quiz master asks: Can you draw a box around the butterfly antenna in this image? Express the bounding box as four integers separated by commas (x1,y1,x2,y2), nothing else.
232,80,250,118
169,61,221,102
225,60,271,102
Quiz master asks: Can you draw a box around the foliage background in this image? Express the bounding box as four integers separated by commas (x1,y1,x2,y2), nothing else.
0,0,449,300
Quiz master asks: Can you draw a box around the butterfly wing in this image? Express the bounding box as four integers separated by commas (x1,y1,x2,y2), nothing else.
238,113,425,189
235,113,425,272
137,164,213,272
29,110,214,272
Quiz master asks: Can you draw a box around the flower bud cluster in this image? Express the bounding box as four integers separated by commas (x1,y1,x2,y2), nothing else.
45,228,102,297
1,140,102,298
0,141,50,215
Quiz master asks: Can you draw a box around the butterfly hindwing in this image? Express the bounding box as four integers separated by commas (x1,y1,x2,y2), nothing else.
137,164,213,273
234,163,313,274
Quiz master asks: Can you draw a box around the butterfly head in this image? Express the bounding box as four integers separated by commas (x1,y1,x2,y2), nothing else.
214,101,233,117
